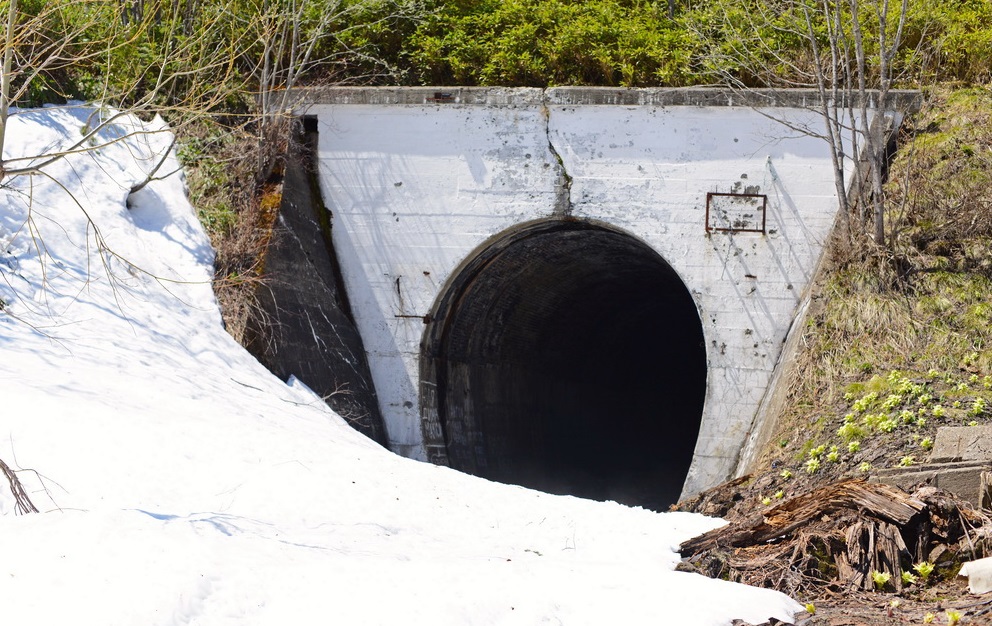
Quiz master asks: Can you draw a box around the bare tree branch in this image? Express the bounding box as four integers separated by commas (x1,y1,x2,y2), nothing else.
0,455,38,514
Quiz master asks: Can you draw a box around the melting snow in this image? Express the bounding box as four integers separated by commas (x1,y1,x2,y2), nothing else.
0,106,801,625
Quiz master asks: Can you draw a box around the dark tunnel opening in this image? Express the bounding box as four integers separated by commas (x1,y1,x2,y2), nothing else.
422,222,707,510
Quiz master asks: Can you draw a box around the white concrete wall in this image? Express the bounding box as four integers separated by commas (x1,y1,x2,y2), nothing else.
547,103,846,494
312,101,560,458
309,89,859,495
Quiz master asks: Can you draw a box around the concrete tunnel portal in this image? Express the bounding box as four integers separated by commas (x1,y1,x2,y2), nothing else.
421,221,707,510
283,87,921,502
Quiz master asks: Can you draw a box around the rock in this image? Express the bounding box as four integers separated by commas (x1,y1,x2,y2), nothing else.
932,424,992,462
870,460,992,509
958,556,992,594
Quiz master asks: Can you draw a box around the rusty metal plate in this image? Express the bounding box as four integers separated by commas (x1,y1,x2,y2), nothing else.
705,192,768,234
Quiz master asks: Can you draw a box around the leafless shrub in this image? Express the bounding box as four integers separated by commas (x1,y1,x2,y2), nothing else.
0,456,38,514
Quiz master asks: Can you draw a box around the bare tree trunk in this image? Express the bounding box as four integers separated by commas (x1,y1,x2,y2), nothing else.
0,0,17,180
182,0,198,35
804,1,851,226
870,119,887,244
0,0,17,181
696,0,913,249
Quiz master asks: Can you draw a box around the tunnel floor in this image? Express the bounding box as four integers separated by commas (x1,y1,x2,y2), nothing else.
423,222,707,510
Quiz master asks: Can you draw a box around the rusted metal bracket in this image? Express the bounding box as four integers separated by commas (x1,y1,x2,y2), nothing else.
395,314,433,324
705,192,768,234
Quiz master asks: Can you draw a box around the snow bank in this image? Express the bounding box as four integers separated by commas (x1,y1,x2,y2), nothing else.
0,106,802,625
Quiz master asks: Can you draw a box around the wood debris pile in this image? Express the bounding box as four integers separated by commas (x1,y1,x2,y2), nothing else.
677,479,992,597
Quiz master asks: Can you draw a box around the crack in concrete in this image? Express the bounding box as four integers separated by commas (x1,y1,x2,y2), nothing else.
541,101,573,217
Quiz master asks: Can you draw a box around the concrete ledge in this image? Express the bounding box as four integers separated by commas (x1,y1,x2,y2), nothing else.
871,460,992,508
547,87,923,110
287,86,923,112
874,426,992,508
286,86,545,107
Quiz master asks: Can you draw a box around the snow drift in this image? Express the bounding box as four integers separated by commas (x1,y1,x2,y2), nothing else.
0,106,802,625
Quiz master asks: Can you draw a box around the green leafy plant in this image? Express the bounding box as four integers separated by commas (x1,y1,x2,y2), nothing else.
881,394,904,411
913,561,935,581
864,413,885,430
838,421,866,441
871,570,891,590
853,393,878,412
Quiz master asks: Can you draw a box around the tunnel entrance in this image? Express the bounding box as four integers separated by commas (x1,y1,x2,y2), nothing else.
421,221,707,510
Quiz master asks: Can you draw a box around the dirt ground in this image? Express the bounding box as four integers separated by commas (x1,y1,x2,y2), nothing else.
786,582,992,625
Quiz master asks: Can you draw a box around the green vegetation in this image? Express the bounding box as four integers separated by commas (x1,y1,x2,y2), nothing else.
399,0,992,88
405,0,698,87
176,119,265,343
914,561,936,581
8,0,992,102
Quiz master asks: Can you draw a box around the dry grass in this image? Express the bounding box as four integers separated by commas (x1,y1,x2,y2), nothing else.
178,119,284,344
758,84,992,490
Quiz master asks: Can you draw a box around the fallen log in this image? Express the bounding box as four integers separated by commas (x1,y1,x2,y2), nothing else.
678,478,992,597
681,479,926,555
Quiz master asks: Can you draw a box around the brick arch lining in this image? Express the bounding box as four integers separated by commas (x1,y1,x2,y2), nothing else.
421,220,706,510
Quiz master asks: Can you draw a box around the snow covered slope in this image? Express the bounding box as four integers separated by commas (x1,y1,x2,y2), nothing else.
0,107,802,625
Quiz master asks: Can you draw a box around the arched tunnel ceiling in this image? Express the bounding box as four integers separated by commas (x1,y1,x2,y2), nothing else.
425,223,708,510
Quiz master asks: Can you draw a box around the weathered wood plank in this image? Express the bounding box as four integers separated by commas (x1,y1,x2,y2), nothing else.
680,479,926,555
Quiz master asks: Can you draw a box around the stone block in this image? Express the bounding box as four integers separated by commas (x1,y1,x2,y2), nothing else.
932,425,992,462
871,460,992,509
